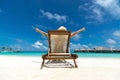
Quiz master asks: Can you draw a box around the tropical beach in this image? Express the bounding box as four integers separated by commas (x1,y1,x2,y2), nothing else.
0,55,120,80
1,0,120,80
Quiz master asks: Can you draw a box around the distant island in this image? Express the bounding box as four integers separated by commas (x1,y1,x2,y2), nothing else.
0,47,22,53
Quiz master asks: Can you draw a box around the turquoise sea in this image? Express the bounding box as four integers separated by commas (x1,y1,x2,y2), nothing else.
0,52,120,58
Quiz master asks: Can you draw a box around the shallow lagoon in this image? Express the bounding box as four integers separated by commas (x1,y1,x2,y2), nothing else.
0,52,120,58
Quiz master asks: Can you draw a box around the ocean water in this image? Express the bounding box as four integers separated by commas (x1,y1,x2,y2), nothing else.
0,52,120,58
0,51,44,57
78,52,120,58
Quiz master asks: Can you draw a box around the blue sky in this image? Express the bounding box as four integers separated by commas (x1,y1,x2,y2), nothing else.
0,0,120,51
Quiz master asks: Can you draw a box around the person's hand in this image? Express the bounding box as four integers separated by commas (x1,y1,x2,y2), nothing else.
82,27,85,31
36,28,39,32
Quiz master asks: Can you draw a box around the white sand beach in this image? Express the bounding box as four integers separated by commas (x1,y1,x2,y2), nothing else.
0,56,120,80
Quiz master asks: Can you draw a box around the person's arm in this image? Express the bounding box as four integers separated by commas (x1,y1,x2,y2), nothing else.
71,27,85,38
35,28,48,36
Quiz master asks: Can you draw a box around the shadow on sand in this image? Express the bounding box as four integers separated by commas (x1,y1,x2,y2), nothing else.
43,60,74,68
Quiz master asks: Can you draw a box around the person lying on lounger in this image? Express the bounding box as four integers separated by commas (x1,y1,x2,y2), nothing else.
35,26,85,38
35,26,85,53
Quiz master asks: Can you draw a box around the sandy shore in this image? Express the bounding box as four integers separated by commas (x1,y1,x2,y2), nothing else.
0,56,120,80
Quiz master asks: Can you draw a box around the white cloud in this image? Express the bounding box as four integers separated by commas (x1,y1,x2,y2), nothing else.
113,30,120,37
95,0,114,8
32,41,47,50
40,9,67,23
95,0,120,19
79,3,90,11
70,43,89,51
70,43,81,50
106,38,116,45
79,0,120,23
92,7,104,22
104,30,120,48
82,44,89,48
79,2,104,22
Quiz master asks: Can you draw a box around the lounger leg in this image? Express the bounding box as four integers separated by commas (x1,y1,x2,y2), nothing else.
73,59,78,68
41,59,45,69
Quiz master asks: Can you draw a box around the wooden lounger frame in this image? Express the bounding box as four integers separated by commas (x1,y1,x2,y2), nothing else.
41,30,78,69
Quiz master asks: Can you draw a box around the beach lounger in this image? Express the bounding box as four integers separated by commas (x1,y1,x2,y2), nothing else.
41,30,78,69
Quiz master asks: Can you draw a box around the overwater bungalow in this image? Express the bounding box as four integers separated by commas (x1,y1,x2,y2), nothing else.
74,47,120,53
